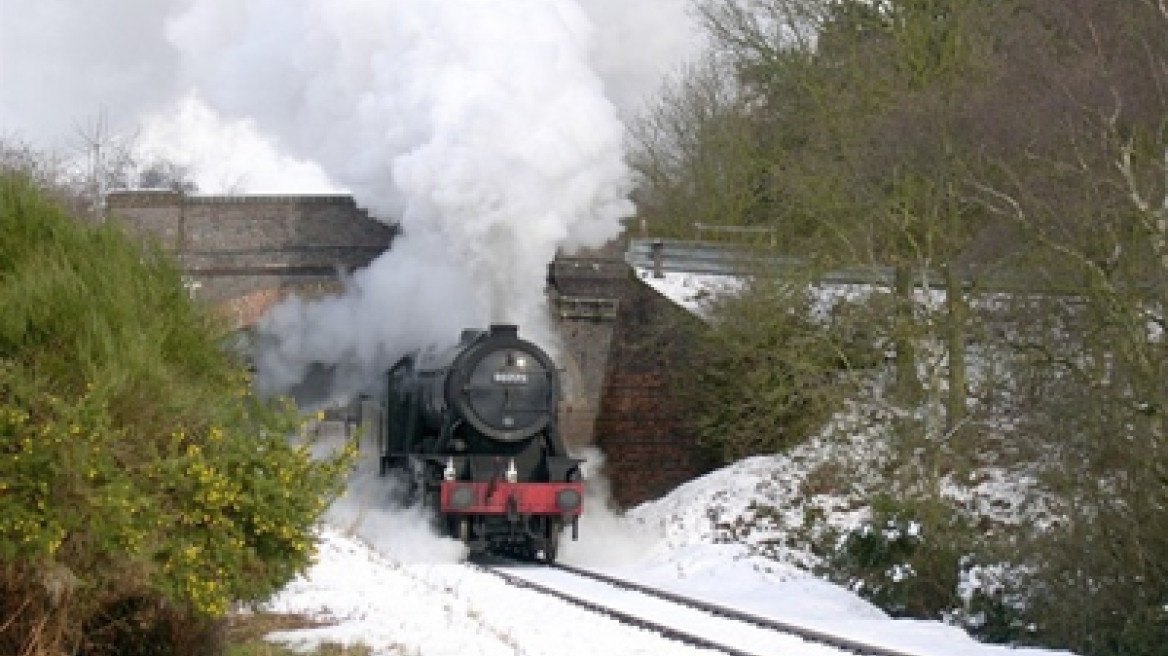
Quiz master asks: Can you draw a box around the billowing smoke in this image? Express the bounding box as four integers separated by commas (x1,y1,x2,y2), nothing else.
165,0,637,397
1,0,701,146
577,0,706,119
1,0,703,401
251,232,483,401
328,446,469,564
135,92,336,194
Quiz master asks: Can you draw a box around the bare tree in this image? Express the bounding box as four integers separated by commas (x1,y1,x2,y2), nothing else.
629,53,769,238
962,1,1168,650
68,112,199,220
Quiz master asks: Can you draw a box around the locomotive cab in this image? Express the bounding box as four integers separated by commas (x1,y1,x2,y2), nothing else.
376,324,582,561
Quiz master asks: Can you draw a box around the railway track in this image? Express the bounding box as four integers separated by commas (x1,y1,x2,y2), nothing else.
476,557,929,656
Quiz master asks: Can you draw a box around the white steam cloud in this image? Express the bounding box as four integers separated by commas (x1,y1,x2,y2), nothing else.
1,0,702,398
577,0,706,119
253,233,484,400
327,445,469,564
136,92,337,194
165,0,635,395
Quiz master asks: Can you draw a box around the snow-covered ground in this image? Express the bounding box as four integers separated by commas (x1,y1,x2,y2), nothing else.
256,441,1074,656
254,269,1076,655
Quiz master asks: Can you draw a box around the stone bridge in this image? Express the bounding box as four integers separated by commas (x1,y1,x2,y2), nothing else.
107,191,714,506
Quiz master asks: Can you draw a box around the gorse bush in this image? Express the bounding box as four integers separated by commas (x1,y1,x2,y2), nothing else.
0,171,351,655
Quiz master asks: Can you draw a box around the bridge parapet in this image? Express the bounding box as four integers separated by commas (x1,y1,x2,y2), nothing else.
107,191,395,305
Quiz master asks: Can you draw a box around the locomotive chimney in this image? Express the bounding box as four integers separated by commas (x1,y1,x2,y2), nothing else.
489,324,519,338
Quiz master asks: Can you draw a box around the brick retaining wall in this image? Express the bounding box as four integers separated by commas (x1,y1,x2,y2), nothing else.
593,273,717,507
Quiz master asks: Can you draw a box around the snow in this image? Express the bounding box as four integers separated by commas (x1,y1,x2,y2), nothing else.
249,270,1078,655
633,268,743,316
259,496,1072,655
253,443,1075,656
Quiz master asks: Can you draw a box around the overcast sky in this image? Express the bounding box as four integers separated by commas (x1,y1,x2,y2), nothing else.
0,0,703,189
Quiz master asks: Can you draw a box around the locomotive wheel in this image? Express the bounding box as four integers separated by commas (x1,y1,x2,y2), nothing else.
541,519,562,563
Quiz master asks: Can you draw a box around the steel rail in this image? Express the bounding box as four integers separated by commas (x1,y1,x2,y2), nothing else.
476,562,766,656
551,561,928,656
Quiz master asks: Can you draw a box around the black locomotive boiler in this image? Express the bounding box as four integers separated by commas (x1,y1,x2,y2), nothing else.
374,324,582,561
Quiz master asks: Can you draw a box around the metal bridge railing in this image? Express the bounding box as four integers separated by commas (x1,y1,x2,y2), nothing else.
626,239,799,277
625,239,1058,292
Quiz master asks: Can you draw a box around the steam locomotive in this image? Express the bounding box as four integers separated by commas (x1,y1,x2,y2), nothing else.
374,324,582,561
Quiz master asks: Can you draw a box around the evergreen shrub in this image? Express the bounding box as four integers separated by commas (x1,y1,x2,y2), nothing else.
674,277,852,462
818,494,967,619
